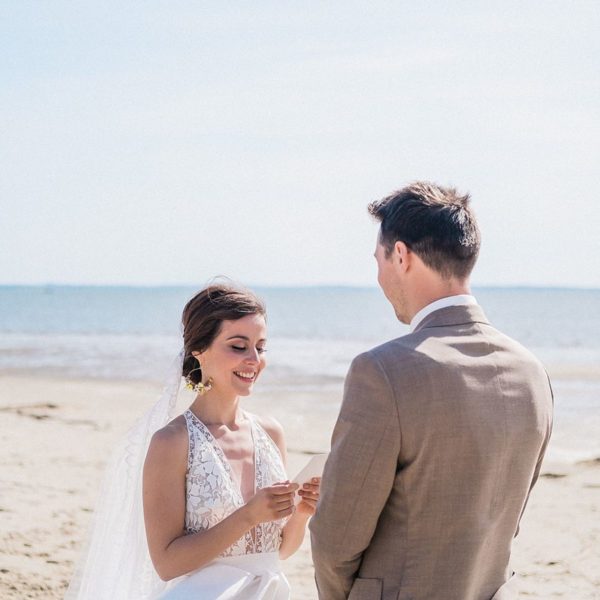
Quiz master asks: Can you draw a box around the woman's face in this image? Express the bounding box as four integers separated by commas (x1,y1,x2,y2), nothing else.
193,313,267,397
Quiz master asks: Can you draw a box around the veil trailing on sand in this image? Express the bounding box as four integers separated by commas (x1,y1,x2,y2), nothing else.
65,350,185,600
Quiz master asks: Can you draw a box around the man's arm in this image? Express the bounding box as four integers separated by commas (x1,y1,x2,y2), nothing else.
309,351,400,600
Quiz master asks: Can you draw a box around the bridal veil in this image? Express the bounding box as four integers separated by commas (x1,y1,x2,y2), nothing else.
65,350,185,600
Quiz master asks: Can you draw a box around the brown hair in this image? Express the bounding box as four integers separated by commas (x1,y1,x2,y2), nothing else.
368,181,481,279
181,282,266,385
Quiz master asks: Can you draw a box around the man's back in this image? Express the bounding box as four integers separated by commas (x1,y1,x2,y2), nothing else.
311,304,553,600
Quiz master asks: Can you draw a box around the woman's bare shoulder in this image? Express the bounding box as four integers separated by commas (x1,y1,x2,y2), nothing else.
153,414,188,442
146,415,188,467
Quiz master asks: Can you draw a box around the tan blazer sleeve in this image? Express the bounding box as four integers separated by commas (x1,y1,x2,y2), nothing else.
309,352,400,600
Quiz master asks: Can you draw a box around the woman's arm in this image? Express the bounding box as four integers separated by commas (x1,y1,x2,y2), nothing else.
257,416,321,560
279,477,321,559
142,419,296,581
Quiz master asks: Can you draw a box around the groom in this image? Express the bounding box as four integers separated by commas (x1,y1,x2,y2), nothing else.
310,182,553,600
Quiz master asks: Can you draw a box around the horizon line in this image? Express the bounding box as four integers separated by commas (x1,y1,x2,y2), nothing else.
1,283,600,292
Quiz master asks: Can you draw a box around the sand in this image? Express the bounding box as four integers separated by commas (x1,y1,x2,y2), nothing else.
0,375,599,599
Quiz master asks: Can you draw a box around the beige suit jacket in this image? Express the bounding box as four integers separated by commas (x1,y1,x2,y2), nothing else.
310,305,553,600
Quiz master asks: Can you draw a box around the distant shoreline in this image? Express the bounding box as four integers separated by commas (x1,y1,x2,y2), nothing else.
2,283,600,292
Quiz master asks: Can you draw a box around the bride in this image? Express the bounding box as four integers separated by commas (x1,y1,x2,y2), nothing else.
66,282,320,599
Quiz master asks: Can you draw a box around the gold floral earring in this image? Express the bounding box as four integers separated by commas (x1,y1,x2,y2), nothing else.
185,364,213,395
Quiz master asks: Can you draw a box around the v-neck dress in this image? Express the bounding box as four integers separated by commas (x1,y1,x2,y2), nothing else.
156,410,290,599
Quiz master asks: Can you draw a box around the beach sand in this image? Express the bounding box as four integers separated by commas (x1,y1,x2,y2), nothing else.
1,376,599,599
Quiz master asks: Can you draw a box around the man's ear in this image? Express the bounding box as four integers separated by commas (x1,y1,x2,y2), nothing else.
394,241,411,273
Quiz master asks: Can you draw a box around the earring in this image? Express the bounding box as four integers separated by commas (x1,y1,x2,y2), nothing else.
185,366,213,395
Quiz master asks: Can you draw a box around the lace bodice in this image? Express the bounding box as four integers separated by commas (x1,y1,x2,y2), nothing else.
183,410,287,557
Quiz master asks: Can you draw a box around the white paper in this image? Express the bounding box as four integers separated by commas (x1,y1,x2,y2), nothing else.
291,453,328,505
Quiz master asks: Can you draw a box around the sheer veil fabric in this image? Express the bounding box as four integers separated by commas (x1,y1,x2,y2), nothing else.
65,350,185,600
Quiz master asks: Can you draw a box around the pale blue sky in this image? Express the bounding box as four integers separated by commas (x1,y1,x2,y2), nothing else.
2,2,599,287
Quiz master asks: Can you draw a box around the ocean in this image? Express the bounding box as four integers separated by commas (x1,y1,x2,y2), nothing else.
1,285,599,461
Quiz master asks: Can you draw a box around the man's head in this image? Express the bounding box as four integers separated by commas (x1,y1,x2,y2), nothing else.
368,181,481,323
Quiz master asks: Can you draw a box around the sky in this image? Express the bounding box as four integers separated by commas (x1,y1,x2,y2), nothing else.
2,2,599,288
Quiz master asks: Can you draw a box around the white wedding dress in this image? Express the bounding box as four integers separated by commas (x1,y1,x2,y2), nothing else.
157,410,290,600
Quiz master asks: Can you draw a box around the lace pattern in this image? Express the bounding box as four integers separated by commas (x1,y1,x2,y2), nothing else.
184,410,287,557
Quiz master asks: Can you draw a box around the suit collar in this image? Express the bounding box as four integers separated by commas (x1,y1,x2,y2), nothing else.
409,294,478,332
412,304,490,333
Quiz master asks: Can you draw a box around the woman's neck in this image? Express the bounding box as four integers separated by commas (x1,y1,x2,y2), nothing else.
189,392,244,428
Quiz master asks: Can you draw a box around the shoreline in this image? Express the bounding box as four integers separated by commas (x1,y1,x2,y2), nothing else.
1,375,599,598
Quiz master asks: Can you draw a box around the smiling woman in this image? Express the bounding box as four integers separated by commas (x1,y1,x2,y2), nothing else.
180,286,268,392
66,281,320,600
188,326,267,396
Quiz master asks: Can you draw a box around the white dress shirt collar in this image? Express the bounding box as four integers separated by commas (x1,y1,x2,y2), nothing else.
409,294,478,333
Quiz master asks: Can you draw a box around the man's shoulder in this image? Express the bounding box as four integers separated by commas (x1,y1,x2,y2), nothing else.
352,333,427,372
358,324,547,376
479,322,549,374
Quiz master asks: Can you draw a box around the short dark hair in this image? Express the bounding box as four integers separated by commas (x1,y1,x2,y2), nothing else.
368,181,481,279
181,282,266,385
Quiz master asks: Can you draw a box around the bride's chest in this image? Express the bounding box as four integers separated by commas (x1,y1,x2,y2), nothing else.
183,412,286,527
212,431,255,501
186,443,255,508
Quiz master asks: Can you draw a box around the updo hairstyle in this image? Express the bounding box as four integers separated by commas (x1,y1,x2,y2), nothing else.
181,283,266,385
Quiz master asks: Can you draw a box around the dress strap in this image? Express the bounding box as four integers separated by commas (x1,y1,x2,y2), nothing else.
182,410,195,471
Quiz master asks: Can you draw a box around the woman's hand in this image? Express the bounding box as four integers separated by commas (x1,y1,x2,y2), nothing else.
245,482,298,525
296,477,321,516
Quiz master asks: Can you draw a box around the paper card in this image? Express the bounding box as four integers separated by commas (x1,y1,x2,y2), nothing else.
291,453,328,505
